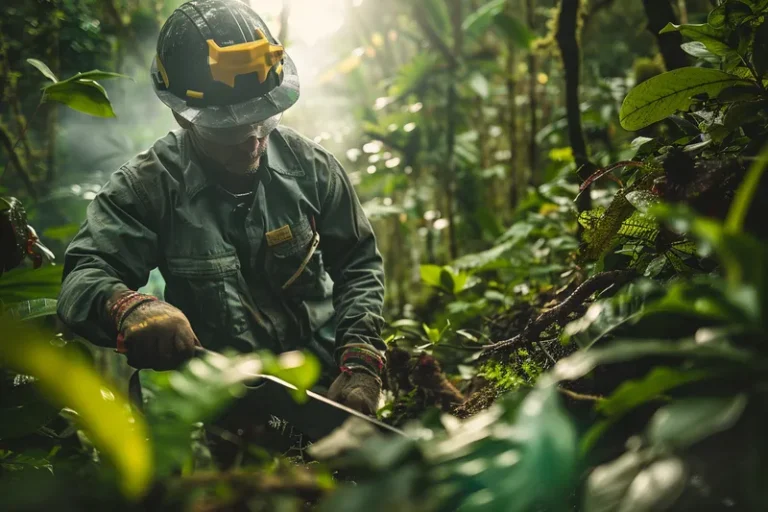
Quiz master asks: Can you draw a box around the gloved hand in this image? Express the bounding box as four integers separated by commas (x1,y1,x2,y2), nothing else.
108,290,201,371
328,346,385,415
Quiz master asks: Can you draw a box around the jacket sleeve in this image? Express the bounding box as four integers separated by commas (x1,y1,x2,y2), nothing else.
318,157,386,360
57,166,159,348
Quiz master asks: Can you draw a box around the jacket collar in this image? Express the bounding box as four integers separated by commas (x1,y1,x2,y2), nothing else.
178,127,302,199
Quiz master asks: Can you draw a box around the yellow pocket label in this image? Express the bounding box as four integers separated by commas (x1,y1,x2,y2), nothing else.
266,225,293,246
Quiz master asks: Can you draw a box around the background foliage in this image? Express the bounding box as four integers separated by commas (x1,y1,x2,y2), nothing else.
3,0,768,510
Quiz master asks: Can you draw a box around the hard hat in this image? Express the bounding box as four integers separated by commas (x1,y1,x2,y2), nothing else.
150,0,299,129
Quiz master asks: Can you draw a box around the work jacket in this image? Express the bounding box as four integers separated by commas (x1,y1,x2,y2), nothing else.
57,126,386,379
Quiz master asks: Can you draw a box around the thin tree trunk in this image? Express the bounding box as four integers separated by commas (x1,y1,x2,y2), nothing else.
506,1,520,211
444,0,463,260
556,0,593,216
677,0,689,24
642,0,689,71
526,0,538,185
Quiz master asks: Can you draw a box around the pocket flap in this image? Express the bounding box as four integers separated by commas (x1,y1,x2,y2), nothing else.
268,216,313,257
167,252,240,278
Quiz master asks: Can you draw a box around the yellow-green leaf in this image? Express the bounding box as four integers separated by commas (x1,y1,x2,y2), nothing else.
0,319,153,498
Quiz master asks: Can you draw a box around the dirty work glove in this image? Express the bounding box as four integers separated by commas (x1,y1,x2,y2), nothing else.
107,290,201,371
328,346,385,415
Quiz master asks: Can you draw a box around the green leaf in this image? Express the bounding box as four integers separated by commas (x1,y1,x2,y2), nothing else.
494,13,535,49
423,323,442,343
420,264,444,289
680,41,720,62
58,70,132,84
596,367,717,417
585,451,687,512
26,58,58,83
261,350,322,402
2,299,58,321
708,1,753,29
648,394,748,449
43,79,116,118
562,280,663,349
440,268,456,293
550,339,753,383
0,266,62,304
660,22,733,56
462,0,505,40
620,68,749,130
0,319,152,498
431,386,577,511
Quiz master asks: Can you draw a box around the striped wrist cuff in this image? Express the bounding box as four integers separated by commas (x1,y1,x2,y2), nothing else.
340,346,384,376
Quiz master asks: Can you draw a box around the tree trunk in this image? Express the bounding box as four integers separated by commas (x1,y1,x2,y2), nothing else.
526,0,538,185
444,0,463,260
556,0,593,215
642,0,689,71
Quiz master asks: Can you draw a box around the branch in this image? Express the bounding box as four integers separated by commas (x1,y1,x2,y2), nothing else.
481,270,635,357
0,124,38,199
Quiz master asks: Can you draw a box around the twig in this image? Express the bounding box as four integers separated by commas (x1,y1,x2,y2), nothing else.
558,386,604,402
481,270,635,357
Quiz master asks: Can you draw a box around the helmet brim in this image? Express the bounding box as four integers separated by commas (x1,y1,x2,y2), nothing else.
151,52,300,129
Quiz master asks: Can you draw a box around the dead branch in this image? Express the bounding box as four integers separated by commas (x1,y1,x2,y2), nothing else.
481,270,635,357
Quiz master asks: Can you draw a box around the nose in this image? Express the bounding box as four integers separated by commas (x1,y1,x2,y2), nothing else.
237,134,262,153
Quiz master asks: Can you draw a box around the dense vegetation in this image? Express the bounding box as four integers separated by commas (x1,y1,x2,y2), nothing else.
2,0,768,510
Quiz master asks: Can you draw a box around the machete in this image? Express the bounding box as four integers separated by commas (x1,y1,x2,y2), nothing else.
128,348,406,441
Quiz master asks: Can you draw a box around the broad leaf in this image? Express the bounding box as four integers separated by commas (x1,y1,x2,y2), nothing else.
2,299,58,321
596,367,717,418
26,58,59,83
660,23,733,56
550,339,753,383
707,2,754,29
0,319,152,498
494,13,534,49
0,266,62,304
57,70,131,84
585,452,686,512
619,68,749,130
648,394,748,449
43,80,117,118
430,386,577,512
462,0,506,40
562,279,663,349
420,264,444,289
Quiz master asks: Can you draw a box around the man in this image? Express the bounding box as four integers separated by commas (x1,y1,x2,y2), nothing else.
57,0,386,415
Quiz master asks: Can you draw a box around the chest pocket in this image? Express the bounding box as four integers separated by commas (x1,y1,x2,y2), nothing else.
164,252,250,337
264,216,326,299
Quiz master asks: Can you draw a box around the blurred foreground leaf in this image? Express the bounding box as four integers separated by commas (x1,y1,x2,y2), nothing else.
0,319,152,498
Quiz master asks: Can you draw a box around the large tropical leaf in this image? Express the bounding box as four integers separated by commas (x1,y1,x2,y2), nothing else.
619,68,750,130
0,265,62,304
0,319,152,498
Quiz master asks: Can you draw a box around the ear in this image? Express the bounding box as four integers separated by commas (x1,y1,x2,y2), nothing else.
172,111,193,130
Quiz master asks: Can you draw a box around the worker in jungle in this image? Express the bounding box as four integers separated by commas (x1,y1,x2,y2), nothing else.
57,0,386,415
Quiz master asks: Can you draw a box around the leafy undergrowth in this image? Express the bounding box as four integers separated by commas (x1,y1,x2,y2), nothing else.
4,1,768,510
